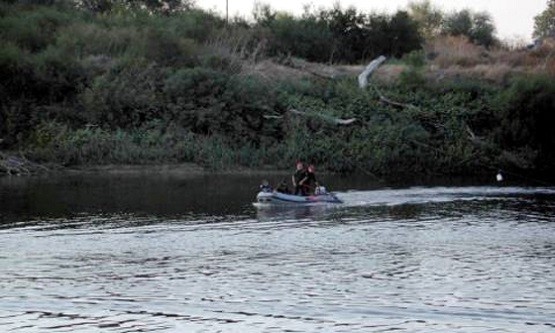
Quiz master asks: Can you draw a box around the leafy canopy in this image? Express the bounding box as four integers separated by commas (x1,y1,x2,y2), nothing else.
534,0,555,38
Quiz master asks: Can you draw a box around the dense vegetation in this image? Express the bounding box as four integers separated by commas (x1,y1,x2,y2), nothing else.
1,1,554,178
534,0,555,38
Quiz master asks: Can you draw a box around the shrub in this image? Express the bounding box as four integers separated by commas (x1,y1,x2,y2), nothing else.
81,63,163,128
27,121,199,165
496,75,555,170
0,42,31,98
399,50,427,88
0,5,75,52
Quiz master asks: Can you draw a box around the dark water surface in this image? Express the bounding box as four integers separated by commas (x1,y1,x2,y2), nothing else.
0,174,554,332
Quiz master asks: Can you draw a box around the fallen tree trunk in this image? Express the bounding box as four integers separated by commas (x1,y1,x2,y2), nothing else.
289,109,357,125
264,109,357,126
358,55,387,88
359,56,419,110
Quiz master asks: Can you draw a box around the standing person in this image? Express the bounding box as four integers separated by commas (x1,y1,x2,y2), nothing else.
292,161,306,195
301,164,319,195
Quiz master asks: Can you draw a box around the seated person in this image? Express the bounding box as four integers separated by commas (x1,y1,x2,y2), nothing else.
259,179,272,192
276,180,290,194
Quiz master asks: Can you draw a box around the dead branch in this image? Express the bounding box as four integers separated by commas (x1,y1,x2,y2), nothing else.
358,55,387,88
359,56,419,110
262,114,283,120
466,124,477,141
264,109,357,126
289,109,356,125
378,93,418,109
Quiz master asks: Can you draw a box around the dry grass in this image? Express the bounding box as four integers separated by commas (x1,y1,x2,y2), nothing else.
424,35,555,83
428,64,529,84
240,56,409,84
373,65,406,83
212,30,555,85
254,36,555,85
240,59,309,82
427,36,487,68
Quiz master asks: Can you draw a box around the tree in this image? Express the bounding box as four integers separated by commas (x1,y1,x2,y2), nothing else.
443,9,473,37
78,0,194,14
322,5,366,63
252,2,276,26
442,9,496,47
387,10,423,57
253,3,422,63
534,0,555,38
471,12,496,47
79,0,112,13
408,0,443,40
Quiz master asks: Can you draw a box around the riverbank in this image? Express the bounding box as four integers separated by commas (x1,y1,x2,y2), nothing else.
0,148,551,186
1,3,554,179
0,154,291,177
65,163,292,176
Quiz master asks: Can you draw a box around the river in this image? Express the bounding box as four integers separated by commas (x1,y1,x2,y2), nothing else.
0,174,554,332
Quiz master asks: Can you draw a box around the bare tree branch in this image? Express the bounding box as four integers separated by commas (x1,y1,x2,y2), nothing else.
358,55,387,88
264,109,357,126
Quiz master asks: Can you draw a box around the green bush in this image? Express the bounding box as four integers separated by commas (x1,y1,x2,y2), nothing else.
255,5,422,63
0,5,75,52
81,63,163,128
27,121,198,165
496,75,555,170
1,2,553,176
0,42,30,98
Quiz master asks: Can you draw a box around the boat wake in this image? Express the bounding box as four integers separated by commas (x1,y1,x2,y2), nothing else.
336,186,555,208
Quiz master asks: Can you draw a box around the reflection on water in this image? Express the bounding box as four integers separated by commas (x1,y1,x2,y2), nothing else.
0,174,554,332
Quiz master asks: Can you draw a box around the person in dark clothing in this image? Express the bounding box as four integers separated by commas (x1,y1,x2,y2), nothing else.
292,161,307,195
276,179,290,194
300,164,318,195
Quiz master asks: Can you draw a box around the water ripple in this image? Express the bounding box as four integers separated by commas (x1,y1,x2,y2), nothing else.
0,186,554,332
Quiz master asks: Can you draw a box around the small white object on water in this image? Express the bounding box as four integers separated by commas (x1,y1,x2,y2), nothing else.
496,172,504,182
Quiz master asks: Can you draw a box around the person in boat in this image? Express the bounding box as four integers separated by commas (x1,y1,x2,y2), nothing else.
259,179,273,193
276,179,290,194
300,164,319,195
292,161,307,195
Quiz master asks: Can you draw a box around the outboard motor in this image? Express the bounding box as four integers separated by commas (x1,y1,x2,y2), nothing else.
314,186,327,195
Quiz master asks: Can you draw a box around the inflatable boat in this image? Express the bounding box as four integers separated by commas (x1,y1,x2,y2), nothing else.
255,188,342,205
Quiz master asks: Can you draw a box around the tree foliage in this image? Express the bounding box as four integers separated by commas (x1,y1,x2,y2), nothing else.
408,0,443,40
496,76,555,170
77,0,195,14
442,9,496,47
256,4,423,63
1,2,553,176
534,0,555,38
